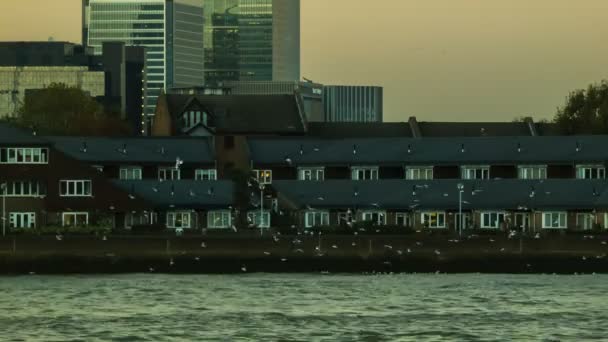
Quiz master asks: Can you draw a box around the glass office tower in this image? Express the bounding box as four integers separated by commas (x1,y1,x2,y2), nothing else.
202,0,299,85
83,0,204,129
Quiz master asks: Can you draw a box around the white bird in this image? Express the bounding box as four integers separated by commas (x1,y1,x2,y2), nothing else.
241,265,247,272
384,245,393,250
352,242,357,246
534,233,540,239
407,248,412,253
582,256,587,260
273,235,280,242
149,267,155,272
332,244,338,249
602,241,608,245
102,235,107,241
56,234,63,241
195,257,200,261
317,196,325,201
295,249,304,253
264,251,271,255
281,258,288,262
416,242,422,246
169,259,175,266
489,239,495,243
175,157,183,169
500,248,505,252
434,249,441,255
201,242,207,248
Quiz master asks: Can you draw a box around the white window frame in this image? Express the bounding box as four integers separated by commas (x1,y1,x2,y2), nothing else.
395,212,412,227
338,211,354,225
207,210,231,229
253,169,272,184
62,212,89,227
0,147,49,164
247,211,271,228
9,212,36,229
195,169,217,181
517,165,547,180
166,211,192,229
605,213,608,230
3,181,44,197
298,167,325,181
576,213,595,230
59,180,92,197
361,210,387,225
158,167,181,181
351,166,379,180
406,166,433,180
542,212,567,229
576,165,606,179
461,166,491,180
304,210,330,228
480,211,507,229
421,211,447,229
119,166,142,180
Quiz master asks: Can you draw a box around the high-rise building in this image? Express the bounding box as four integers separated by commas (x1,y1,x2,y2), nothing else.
83,0,205,129
202,0,300,85
323,86,383,122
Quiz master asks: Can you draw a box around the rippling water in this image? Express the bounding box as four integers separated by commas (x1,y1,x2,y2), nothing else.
1,274,607,341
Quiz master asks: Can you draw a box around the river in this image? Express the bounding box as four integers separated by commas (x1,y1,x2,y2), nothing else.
0,274,606,341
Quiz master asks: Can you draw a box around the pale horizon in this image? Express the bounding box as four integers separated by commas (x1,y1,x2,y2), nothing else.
1,0,607,122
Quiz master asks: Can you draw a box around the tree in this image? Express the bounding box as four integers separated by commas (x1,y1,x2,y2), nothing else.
554,80,608,135
15,83,131,136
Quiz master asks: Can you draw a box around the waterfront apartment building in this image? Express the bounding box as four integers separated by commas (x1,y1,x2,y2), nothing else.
202,0,300,84
323,85,383,122
83,0,205,127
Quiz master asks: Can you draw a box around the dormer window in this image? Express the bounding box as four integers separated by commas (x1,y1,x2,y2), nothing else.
461,165,490,180
406,166,433,180
181,110,207,131
576,165,606,179
351,166,379,180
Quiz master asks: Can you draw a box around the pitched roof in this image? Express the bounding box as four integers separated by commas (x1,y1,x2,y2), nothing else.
417,122,533,137
48,136,215,164
111,180,234,210
306,122,412,138
164,94,306,134
274,179,608,211
0,122,48,145
248,135,608,166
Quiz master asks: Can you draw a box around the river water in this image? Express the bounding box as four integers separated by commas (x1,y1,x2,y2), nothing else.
0,274,606,341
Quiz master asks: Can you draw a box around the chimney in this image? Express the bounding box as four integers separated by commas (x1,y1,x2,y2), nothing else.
524,117,538,136
408,116,422,138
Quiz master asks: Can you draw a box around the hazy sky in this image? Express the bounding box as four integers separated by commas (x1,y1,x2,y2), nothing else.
1,0,607,122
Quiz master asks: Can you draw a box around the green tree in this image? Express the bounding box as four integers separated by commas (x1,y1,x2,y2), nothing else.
15,83,130,136
554,80,608,134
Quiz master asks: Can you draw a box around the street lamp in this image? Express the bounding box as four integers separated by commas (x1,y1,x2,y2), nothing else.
259,183,265,236
457,183,464,237
1,183,6,237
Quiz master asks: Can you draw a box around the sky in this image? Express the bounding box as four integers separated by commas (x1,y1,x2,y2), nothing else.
1,0,607,122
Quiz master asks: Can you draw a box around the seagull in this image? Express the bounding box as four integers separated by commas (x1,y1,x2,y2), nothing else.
396,250,403,255
241,265,247,272
416,242,422,246
582,256,587,260
602,241,607,245
169,259,175,266
332,244,338,249
317,196,325,201
500,248,505,252
195,257,200,261
149,267,155,272
407,248,412,253
56,234,63,241
264,251,271,255
352,242,357,246
281,258,288,262
434,249,441,255
102,235,107,241
285,157,292,165
152,187,159,193
534,233,540,239
384,245,393,250
201,242,207,248
273,235,280,242
175,157,184,169
489,239,495,243
295,249,304,253
128,194,136,200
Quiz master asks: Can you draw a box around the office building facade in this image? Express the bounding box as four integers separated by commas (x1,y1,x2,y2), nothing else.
83,0,205,128
323,86,383,122
202,0,300,84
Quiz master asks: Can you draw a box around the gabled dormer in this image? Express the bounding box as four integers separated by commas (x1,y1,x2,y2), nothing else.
178,98,216,136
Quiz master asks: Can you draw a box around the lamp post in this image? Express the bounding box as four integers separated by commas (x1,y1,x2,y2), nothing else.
457,183,464,237
259,184,265,236
1,183,6,237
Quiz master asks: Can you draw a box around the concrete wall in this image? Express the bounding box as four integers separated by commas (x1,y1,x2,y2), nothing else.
0,66,105,118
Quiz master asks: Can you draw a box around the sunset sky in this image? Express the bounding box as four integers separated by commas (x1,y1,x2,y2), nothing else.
1,0,607,122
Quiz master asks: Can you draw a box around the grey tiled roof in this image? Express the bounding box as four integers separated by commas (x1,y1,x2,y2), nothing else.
48,136,215,164
249,136,608,166
306,122,412,138
0,122,48,145
111,180,234,210
417,122,533,137
273,180,608,211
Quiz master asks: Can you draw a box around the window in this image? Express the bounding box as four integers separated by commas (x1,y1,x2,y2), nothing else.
480,212,506,229
207,210,231,229
195,169,217,181
576,165,606,179
247,211,271,228
0,147,48,164
518,166,547,180
395,213,412,227
361,211,387,226
421,212,446,229
158,167,180,181
298,167,325,181
514,213,530,231
167,211,192,229
59,180,92,197
406,167,433,180
454,213,471,230
351,167,379,180
542,212,567,229
461,166,490,180
62,212,89,227
304,210,330,228
253,170,272,184
120,167,142,180
338,211,354,226
576,213,595,230
3,181,45,197
9,212,35,229
224,136,235,149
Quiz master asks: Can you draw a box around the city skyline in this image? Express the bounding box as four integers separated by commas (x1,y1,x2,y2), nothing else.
1,0,608,122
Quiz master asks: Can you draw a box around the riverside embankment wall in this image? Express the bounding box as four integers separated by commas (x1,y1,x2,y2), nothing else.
1,235,608,274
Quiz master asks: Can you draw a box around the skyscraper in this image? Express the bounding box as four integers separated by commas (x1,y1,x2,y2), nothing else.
202,0,300,85
83,0,205,129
